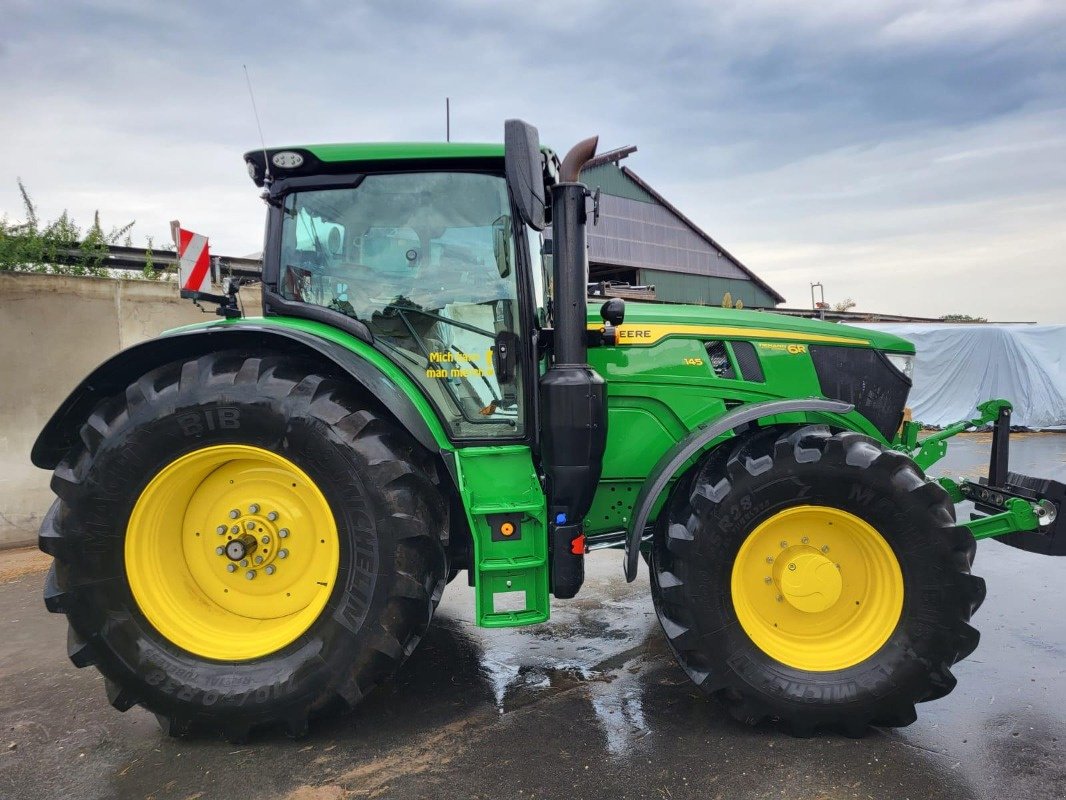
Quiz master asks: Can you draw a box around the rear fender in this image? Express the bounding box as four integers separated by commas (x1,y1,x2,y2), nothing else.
31,323,452,470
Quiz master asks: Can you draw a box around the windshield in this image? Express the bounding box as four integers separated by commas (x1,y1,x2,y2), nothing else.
279,171,524,439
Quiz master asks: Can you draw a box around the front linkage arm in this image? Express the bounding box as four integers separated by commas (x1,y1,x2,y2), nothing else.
894,400,1064,553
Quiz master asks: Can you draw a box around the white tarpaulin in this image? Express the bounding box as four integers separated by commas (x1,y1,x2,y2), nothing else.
852,324,1066,429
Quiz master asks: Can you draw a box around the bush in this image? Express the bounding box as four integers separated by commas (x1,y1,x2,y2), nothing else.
0,180,139,278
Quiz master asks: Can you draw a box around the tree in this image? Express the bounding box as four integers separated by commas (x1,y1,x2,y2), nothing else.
940,313,988,323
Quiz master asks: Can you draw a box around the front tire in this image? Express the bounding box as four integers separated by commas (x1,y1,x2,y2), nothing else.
40,350,448,741
650,425,985,736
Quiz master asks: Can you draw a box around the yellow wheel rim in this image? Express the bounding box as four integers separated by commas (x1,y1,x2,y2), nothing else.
126,445,340,661
730,505,904,672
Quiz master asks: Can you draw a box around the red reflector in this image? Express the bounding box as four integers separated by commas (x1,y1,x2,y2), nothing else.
570,534,586,555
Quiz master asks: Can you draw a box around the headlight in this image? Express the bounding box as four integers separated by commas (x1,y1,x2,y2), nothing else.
885,353,914,380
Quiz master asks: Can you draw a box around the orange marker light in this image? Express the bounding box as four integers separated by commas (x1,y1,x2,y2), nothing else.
500,522,515,537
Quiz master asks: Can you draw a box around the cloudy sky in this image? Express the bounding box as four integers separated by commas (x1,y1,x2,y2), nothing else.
3,0,1064,321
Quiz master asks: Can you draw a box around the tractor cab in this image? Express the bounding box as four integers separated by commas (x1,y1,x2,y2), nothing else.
245,147,545,441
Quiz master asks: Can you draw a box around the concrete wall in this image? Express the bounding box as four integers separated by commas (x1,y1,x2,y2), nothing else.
0,272,262,548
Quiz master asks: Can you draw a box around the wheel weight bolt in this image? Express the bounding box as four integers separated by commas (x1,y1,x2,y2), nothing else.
216,525,227,535
229,509,240,519
779,541,788,549
267,511,278,522
801,536,809,544
278,549,289,559
764,576,772,584
821,545,830,554
249,504,260,514
279,529,289,539
226,564,236,573
765,556,774,564
265,565,276,575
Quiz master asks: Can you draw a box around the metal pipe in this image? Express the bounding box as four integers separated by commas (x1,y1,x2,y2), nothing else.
550,182,591,365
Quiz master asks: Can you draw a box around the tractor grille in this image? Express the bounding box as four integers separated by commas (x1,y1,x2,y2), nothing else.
808,346,911,441
731,341,765,383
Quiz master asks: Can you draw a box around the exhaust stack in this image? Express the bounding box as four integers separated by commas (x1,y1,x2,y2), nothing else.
540,135,608,599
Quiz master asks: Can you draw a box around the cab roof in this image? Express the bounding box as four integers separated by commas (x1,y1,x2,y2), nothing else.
244,142,505,187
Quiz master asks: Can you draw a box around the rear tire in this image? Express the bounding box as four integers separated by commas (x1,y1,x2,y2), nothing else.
40,350,448,741
650,425,985,736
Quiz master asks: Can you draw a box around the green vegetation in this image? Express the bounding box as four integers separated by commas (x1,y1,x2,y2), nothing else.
0,180,161,278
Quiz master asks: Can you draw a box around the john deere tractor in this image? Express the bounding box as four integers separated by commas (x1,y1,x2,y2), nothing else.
32,121,1064,740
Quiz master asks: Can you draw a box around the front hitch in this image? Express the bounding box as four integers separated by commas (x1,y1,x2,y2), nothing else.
897,400,1066,555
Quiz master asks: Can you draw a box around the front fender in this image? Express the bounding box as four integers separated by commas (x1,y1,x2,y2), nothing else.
31,319,452,470
622,398,854,582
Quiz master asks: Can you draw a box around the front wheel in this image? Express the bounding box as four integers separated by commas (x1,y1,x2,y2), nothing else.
40,351,448,741
650,425,986,736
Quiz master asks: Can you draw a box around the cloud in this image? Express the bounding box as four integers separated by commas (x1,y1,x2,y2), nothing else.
1,0,1064,319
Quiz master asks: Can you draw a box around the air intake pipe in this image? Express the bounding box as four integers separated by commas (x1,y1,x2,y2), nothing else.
540,135,608,599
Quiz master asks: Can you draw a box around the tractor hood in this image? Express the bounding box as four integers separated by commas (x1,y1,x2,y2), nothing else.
590,302,916,354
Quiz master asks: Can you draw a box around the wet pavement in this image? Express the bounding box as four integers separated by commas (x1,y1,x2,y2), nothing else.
1,432,1064,800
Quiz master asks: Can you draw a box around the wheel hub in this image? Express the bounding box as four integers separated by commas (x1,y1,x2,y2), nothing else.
774,548,843,613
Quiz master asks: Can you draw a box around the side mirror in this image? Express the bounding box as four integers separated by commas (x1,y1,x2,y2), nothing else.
600,298,625,326
504,119,546,232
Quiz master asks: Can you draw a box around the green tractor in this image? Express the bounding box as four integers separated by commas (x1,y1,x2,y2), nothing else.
32,121,1064,741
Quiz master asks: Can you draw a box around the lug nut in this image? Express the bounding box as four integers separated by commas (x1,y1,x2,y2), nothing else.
267,511,278,521
249,504,260,514
254,555,264,565
821,545,830,554
246,521,256,530
229,509,240,519
216,525,227,535
261,535,271,545
246,570,256,580
215,546,225,556
265,565,276,575
279,528,289,539
240,559,249,567
230,525,240,535
226,564,236,573
278,549,289,559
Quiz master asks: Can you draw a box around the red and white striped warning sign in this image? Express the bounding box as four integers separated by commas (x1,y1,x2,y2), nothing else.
170,220,213,293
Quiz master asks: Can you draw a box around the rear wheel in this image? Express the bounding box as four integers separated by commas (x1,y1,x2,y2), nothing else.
650,425,985,736
40,350,448,741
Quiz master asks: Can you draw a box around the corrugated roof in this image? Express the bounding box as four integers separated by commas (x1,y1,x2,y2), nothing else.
621,164,785,304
